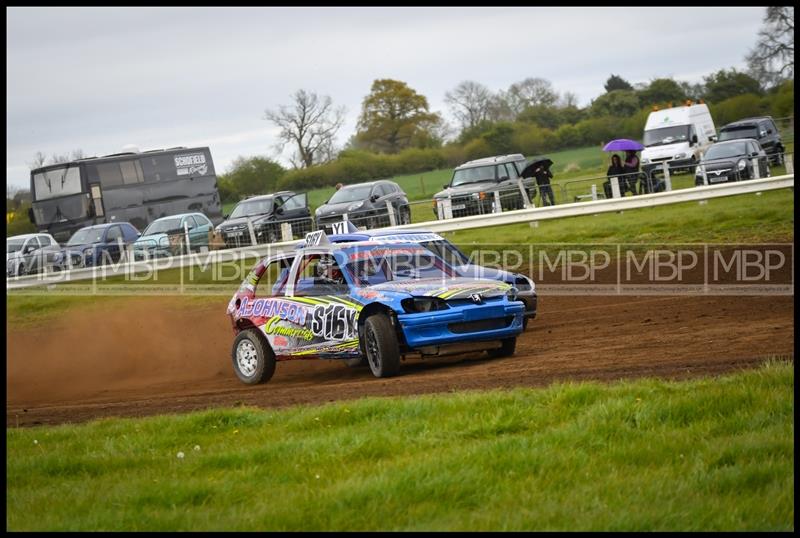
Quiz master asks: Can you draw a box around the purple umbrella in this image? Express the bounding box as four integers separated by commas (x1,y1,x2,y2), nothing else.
603,139,644,152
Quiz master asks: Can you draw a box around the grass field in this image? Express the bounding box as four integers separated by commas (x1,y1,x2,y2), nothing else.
6,360,793,531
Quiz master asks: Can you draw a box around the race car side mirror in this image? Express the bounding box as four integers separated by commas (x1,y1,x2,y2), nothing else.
223,214,229,219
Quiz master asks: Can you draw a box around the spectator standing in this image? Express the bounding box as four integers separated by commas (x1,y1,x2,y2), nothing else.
534,165,555,206
623,150,640,195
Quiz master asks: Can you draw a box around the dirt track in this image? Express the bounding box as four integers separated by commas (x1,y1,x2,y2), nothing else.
7,291,793,427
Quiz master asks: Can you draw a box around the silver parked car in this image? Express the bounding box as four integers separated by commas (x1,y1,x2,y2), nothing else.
6,233,62,277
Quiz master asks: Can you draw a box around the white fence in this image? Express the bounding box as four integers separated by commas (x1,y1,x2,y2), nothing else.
6,174,794,290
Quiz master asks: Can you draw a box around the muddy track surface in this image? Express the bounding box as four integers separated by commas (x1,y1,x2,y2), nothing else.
7,294,794,427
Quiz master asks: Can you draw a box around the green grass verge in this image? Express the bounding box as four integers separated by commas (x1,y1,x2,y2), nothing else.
6,360,794,531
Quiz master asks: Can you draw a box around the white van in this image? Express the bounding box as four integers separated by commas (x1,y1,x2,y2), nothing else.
640,103,717,176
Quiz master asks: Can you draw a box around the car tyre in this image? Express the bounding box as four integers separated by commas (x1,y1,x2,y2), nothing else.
232,329,276,384
487,337,516,359
522,317,529,330
364,314,401,378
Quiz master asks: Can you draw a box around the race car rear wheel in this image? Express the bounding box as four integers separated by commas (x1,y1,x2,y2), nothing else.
232,329,276,384
364,314,401,378
487,337,516,359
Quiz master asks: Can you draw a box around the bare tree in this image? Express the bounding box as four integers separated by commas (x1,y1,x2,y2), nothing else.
506,77,560,117
559,91,579,108
486,90,515,122
264,89,346,169
444,80,493,131
27,151,47,170
746,7,794,87
71,149,85,160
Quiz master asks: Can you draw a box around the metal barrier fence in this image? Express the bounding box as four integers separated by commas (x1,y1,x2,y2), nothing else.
7,145,795,278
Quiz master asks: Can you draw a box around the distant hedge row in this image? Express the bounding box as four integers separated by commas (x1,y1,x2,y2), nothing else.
272,84,792,192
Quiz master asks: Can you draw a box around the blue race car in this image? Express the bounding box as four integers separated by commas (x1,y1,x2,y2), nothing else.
326,227,537,328
226,230,526,383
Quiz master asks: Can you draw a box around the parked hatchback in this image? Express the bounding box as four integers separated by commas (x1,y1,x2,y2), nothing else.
718,116,785,166
315,180,410,232
695,139,770,185
7,233,61,277
54,222,140,269
133,212,214,259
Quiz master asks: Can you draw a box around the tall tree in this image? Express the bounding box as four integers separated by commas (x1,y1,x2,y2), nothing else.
604,74,634,93
264,89,346,169
702,68,762,103
444,80,492,132
637,78,687,107
355,79,441,153
506,77,560,117
746,6,794,88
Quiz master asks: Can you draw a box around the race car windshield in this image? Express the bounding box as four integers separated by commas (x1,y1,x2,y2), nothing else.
346,250,455,286
7,239,25,253
704,142,748,160
67,228,105,246
328,186,372,204
230,199,273,218
143,217,182,235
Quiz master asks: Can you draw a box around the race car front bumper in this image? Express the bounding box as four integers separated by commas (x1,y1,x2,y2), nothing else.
397,301,525,349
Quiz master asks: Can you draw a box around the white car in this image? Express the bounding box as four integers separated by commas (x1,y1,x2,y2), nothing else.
6,233,61,277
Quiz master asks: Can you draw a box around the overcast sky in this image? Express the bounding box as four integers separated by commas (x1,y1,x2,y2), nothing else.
6,6,765,190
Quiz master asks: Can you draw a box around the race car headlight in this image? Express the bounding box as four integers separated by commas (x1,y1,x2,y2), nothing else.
159,236,170,247
737,159,747,171
675,152,687,159
348,201,365,211
401,297,448,313
641,157,650,164
506,287,518,302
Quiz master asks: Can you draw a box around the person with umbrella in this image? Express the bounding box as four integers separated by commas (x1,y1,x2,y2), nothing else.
521,157,555,206
602,139,644,197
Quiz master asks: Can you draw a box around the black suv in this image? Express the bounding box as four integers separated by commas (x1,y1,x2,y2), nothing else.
718,116,785,166
432,154,537,219
315,180,410,232
215,191,312,247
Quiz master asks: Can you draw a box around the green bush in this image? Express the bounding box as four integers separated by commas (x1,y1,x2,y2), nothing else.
710,94,766,127
463,138,493,162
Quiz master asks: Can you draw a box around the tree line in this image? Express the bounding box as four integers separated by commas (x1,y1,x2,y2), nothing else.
216,7,793,200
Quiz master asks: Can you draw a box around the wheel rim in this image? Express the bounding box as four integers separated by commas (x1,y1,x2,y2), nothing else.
366,325,380,370
236,339,258,377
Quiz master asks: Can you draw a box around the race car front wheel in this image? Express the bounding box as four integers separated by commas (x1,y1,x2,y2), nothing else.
232,329,276,384
364,314,401,378
487,337,516,359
